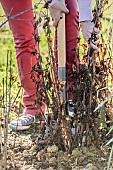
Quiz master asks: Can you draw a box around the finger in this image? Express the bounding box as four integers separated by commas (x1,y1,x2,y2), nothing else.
53,14,62,27
93,27,99,33
87,33,99,43
53,11,63,27
88,27,99,37
92,39,99,45
90,42,99,51
53,19,60,27
53,1,69,14
96,34,99,39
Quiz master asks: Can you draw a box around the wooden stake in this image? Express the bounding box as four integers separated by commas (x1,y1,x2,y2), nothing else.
57,0,66,100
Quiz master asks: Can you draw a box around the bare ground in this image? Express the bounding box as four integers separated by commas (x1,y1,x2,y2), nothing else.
1,126,112,170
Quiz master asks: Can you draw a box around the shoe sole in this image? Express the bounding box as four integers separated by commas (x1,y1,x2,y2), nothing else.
9,124,31,131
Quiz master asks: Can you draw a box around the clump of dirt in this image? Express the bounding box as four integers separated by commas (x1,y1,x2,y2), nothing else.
2,127,112,170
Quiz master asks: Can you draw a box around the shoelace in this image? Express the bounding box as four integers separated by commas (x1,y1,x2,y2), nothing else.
18,114,34,123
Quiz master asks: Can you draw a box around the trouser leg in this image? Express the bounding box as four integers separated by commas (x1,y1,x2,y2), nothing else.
1,0,46,116
65,0,79,99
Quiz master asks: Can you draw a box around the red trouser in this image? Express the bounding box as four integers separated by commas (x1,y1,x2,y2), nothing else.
1,0,79,116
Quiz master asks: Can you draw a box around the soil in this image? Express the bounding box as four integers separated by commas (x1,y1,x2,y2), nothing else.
1,126,113,170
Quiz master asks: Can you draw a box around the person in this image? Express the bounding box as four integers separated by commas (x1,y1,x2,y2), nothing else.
1,0,99,130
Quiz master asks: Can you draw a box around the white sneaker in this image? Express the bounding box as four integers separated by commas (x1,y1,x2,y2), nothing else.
9,114,35,131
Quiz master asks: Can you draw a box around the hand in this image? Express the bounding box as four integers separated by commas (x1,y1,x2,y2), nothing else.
81,21,99,51
49,0,69,27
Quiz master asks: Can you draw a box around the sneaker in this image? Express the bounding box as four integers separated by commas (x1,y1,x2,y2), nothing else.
67,100,76,117
9,114,35,131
